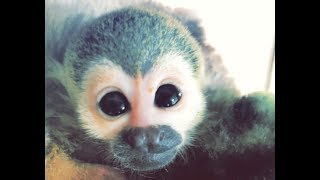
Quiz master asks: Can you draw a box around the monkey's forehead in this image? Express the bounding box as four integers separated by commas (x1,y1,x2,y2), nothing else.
66,8,202,82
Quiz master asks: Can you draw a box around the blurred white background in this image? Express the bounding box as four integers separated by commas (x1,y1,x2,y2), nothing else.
156,0,275,95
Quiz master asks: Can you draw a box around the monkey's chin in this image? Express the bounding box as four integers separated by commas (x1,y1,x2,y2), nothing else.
116,148,178,172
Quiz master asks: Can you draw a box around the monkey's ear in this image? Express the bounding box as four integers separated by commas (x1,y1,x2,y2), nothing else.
171,8,205,45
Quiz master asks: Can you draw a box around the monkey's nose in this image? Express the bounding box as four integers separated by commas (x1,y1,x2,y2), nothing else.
122,125,182,154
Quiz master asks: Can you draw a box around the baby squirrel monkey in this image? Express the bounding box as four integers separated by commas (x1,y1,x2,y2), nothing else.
45,0,275,179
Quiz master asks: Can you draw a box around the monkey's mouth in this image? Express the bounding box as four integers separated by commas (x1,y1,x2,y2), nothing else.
112,125,182,171
113,147,178,171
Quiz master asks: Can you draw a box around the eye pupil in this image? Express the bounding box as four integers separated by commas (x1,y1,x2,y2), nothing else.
155,84,182,108
98,91,130,116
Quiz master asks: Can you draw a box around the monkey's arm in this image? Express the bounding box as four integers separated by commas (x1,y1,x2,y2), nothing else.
194,90,275,179
205,91,275,154
230,92,275,140
45,144,126,180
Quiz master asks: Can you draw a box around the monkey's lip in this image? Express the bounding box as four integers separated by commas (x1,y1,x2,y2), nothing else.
115,148,178,171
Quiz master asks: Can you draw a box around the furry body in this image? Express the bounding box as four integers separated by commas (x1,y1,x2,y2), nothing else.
45,0,275,179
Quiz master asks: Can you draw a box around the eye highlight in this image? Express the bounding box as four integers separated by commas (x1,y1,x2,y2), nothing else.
98,91,131,117
155,84,182,108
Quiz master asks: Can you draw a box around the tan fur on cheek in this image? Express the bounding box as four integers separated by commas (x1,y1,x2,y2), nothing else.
45,145,125,180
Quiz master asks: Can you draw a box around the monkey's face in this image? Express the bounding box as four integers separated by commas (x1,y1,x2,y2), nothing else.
67,9,206,171
77,54,205,171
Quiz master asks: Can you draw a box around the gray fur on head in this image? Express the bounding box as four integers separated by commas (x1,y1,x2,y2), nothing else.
65,8,202,84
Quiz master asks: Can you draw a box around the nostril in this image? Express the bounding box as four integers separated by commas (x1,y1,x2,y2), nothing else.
123,128,147,149
159,131,164,141
125,134,134,147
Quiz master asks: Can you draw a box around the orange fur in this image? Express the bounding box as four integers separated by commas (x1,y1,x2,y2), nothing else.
129,74,142,127
45,145,125,180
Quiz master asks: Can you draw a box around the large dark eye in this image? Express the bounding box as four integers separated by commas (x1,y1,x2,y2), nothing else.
155,84,182,108
98,91,130,116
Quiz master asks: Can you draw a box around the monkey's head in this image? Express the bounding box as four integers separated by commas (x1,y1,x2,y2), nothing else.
64,8,206,171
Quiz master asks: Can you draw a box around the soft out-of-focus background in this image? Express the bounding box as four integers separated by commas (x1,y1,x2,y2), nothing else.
156,0,275,95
